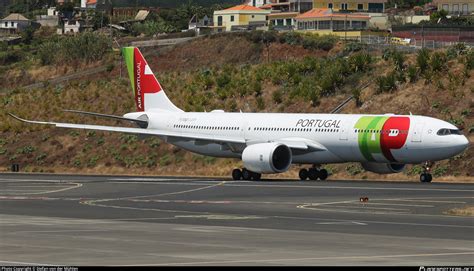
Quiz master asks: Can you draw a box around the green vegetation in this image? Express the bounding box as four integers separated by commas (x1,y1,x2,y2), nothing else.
38,32,111,65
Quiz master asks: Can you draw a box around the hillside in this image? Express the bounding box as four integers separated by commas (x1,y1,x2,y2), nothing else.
0,33,472,181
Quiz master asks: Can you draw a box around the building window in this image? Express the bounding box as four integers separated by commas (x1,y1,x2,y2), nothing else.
328,3,333,9
358,3,363,10
253,0,256,6
462,4,468,15
341,3,348,10
442,4,449,12
453,4,459,14
230,15,234,22
4,22,7,27
11,22,14,27
319,20,330,29
286,18,292,26
217,16,223,26
333,20,345,30
252,15,255,18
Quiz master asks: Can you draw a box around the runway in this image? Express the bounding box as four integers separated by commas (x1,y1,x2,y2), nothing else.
0,173,473,266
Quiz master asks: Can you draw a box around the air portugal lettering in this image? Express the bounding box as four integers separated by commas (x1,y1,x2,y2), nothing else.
354,116,410,162
132,48,161,111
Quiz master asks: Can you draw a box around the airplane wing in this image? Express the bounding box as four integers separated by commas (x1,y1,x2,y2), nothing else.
8,114,246,145
9,115,326,151
273,137,327,151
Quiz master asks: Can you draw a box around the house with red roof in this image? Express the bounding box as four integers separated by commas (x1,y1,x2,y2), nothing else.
213,5,271,32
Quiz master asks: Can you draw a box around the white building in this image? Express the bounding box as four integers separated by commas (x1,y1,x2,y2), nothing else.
0,13,31,34
244,0,273,8
57,19,81,35
36,7,59,27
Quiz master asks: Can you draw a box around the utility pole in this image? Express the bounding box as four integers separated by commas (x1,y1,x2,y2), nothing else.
421,24,424,48
345,14,347,41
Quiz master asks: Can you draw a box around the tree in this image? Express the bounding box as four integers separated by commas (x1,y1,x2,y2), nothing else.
430,10,448,23
21,25,36,44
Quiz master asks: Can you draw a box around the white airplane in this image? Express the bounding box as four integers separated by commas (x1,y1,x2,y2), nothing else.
10,47,469,182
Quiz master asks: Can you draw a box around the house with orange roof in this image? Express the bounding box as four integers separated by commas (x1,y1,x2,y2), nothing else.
86,0,97,9
213,5,271,32
295,8,370,38
264,0,314,30
312,0,387,13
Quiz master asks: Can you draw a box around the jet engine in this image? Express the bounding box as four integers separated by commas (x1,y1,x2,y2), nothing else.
242,143,292,174
361,162,406,174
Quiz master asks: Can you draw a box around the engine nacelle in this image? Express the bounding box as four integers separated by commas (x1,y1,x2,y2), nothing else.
361,162,406,174
242,143,292,174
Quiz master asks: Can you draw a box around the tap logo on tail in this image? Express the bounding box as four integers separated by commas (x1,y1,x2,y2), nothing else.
122,47,162,111
354,116,410,162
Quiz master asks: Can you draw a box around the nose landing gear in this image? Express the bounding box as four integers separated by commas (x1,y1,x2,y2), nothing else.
420,161,433,183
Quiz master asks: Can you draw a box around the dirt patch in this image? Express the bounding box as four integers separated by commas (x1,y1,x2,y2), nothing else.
445,206,474,216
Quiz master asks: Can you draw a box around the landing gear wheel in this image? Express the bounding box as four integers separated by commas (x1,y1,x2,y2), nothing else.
420,173,432,183
299,168,308,181
232,169,242,180
308,168,319,181
420,161,434,183
242,168,251,180
251,172,262,181
318,169,328,180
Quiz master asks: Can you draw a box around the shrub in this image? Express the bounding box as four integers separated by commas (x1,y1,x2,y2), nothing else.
0,50,22,65
343,42,366,54
280,31,303,45
272,89,283,104
446,43,468,59
417,48,430,74
256,96,265,110
348,52,372,72
465,49,474,70
407,65,418,83
430,51,447,72
346,164,365,175
376,72,397,93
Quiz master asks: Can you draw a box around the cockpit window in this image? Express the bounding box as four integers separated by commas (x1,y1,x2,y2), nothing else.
437,128,462,136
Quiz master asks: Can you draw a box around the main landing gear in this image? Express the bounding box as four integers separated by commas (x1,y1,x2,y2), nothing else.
419,161,433,183
232,168,261,181
299,166,328,181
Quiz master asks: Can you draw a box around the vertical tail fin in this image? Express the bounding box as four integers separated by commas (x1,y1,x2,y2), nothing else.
122,47,182,112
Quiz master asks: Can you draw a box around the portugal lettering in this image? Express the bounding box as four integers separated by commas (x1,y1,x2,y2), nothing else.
296,119,341,128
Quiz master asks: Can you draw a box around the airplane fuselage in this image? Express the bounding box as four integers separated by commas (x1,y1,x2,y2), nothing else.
139,111,468,165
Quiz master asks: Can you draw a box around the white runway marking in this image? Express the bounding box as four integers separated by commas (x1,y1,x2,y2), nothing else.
0,182,82,195
130,251,474,266
316,221,367,225
0,260,55,266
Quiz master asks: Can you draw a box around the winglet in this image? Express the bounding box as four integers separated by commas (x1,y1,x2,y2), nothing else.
8,113,52,125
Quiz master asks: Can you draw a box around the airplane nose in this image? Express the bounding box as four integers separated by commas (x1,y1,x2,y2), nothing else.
460,135,469,150
454,135,470,153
